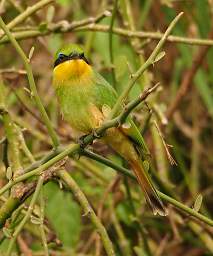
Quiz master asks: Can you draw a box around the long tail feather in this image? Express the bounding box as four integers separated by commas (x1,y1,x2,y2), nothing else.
130,160,168,216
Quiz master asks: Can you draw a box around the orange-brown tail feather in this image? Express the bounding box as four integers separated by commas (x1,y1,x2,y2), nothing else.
130,160,167,216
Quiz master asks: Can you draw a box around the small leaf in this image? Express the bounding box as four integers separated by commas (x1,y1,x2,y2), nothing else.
2,227,12,238
30,216,41,225
46,5,55,23
143,160,149,172
193,194,203,212
28,46,35,61
6,167,12,180
153,51,166,64
38,22,48,33
121,122,131,129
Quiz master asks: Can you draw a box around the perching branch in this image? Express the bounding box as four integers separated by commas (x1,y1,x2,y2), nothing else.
0,83,158,197
0,81,212,227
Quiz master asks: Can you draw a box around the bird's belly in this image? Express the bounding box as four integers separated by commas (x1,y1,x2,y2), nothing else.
61,100,104,134
56,84,104,134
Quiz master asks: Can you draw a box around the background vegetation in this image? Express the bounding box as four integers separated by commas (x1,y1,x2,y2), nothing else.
0,0,213,255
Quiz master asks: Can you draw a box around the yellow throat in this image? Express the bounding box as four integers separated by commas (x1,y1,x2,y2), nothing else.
53,59,92,82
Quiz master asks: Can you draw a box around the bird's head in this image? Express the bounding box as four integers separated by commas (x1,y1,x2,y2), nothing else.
53,44,91,82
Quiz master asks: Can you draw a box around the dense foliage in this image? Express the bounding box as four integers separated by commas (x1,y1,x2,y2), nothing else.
0,0,213,255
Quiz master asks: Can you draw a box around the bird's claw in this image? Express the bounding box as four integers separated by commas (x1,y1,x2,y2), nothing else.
78,135,88,148
92,129,101,139
78,129,101,149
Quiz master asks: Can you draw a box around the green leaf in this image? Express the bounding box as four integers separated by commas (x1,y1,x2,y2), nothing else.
116,202,133,226
195,0,210,37
28,46,35,61
2,227,12,238
30,216,41,225
38,22,48,33
43,182,81,248
153,51,166,64
46,5,55,23
143,160,149,172
6,167,12,180
195,69,213,118
193,194,203,212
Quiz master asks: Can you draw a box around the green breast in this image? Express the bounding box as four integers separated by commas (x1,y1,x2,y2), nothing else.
54,71,118,133
55,80,94,133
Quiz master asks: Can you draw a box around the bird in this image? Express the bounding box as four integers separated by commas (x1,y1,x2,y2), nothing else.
52,43,167,216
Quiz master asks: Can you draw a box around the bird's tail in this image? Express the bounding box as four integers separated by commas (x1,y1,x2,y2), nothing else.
130,160,167,216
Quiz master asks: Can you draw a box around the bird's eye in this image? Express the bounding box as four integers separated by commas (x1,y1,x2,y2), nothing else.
58,53,66,60
54,53,67,67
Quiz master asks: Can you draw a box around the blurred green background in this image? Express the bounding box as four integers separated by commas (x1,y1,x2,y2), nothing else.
0,0,213,255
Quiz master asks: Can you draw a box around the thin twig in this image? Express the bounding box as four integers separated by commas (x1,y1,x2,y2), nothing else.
0,0,54,39
6,175,44,255
95,176,121,256
109,12,183,118
153,120,177,165
2,18,213,47
166,27,213,120
58,169,115,256
0,81,23,178
109,0,118,87
39,188,49,256
0,159,66,229
78,24,213,46
0,84,212,227
83,150,213,227
0,17,59,148
0,84,158,195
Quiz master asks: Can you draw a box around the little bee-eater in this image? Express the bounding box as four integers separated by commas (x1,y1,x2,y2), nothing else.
52,44,167,216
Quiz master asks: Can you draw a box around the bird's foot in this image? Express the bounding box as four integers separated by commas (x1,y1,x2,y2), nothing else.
92,129,101,139
78,134,88,148
78,129,101,149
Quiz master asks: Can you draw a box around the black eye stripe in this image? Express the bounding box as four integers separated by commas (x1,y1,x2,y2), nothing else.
54,52,90,67
81,55,90,64
58,53,67,59
54,54,69,67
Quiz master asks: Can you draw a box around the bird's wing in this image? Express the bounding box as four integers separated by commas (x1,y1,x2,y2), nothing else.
93,70,150,157
120,118,150,157
92,71,117,109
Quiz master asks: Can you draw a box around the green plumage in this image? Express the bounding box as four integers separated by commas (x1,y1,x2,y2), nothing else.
53,44,166,216
54,70,117,133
